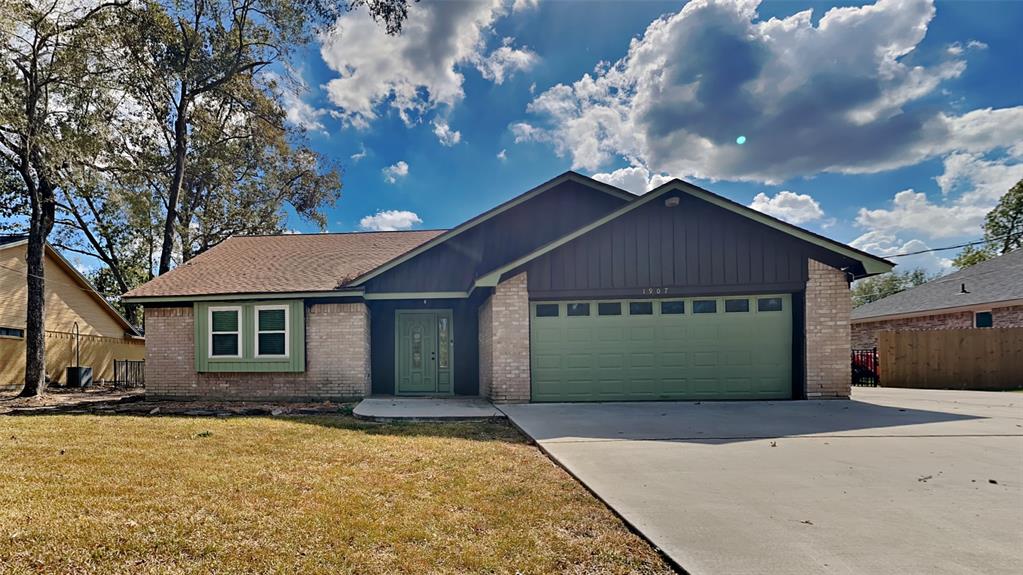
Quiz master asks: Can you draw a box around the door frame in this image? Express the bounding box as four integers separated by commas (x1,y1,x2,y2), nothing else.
394,309,455,396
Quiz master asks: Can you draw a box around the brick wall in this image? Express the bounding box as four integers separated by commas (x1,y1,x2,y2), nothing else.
805,259,852,399
851,312,972,348
477,272,530,403
478,296,493,399
851,304,1023,348
144,303,371,401
994,304,1023,326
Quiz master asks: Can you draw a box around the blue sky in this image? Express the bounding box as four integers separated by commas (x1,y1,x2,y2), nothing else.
284,0,1023,274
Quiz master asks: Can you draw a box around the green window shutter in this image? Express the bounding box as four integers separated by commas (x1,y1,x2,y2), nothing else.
258,308,286,331
211,310,239,332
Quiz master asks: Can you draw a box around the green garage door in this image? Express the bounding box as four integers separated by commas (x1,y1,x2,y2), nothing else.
530,295,792,402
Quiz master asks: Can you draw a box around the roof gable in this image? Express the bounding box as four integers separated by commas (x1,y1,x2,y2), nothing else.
475,179,893,287
0,238,140,335
852,248,1023,321
346,172,633,288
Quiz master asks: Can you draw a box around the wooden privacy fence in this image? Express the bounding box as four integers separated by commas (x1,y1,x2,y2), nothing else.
878,328,1023,390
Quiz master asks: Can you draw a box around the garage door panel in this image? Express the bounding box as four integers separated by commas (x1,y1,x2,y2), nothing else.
531,294,792,402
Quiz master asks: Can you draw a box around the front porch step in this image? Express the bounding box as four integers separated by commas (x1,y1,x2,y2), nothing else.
353,397,505,422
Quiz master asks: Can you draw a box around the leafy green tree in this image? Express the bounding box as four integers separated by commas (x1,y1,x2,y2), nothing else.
116,0,411,275
852,268,933,308
0,0,129,396
952,179,1023,269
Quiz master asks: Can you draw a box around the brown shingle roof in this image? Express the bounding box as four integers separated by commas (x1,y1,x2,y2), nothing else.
123,231,446,298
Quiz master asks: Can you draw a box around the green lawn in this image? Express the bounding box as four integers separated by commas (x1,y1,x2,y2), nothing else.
0,414,672,574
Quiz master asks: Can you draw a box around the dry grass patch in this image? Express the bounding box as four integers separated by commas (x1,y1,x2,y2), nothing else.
0,414,673,574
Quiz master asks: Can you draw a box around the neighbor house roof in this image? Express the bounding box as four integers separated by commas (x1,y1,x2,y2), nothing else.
851,249,1023,322
0,235,141,336
122,231,445,300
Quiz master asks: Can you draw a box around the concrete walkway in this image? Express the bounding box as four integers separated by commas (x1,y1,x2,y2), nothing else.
501,388,1023,575
353,396,504,421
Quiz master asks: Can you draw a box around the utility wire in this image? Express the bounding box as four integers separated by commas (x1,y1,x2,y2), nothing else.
887,235,1013,258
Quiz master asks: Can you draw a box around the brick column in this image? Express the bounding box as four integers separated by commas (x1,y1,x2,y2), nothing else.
805,259,852,399
478,272,530,403
143,307,198,397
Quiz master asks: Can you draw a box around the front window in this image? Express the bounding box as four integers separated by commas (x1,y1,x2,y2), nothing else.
209,307,241,357
255,305,289,357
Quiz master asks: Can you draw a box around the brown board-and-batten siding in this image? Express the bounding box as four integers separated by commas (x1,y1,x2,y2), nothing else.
362,180,628,294
523,192,860,299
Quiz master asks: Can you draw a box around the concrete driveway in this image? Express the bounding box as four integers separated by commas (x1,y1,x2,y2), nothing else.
500,388,1023,575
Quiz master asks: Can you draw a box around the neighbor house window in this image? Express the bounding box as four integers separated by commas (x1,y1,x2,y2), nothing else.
974,311,993,328
693,300,717,314
0,326,24,338
255,305,289,357
209,307,242,358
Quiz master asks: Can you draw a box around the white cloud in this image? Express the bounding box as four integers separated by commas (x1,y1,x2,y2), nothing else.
350,144,367,162
850,231,952,274
320,0,537,128
475,38,538,84
382,161,409,184
749,191,825,224
856,189,989,239
432,120,462,146
512,0,540,12
967,39,988,50
592,165,673,195
857,150,1023,240
513,0,1023,183
359,210,423,231
497,148,507,161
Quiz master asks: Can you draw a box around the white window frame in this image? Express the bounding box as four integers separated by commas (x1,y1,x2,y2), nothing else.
255,304,290,358
974,310,993,328
208,305,242,359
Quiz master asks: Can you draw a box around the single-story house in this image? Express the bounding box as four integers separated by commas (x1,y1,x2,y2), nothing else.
123,172,893,403
852,248,1023,348
1,236,144,390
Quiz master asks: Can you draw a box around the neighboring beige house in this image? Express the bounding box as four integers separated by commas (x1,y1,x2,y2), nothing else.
851,249,1023,348
1,236,144,391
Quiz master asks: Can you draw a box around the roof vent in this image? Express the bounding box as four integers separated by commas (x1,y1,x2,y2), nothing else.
959,283,970,294
664,196,680,208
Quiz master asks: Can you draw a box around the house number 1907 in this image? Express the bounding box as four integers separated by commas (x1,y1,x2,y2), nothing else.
641,288,668,295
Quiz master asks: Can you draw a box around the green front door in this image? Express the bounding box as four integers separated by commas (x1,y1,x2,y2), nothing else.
530,295,793,402
396,310,453,395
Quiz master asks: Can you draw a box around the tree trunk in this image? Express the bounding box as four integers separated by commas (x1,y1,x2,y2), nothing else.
20,182,56,397
158,101,189,275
